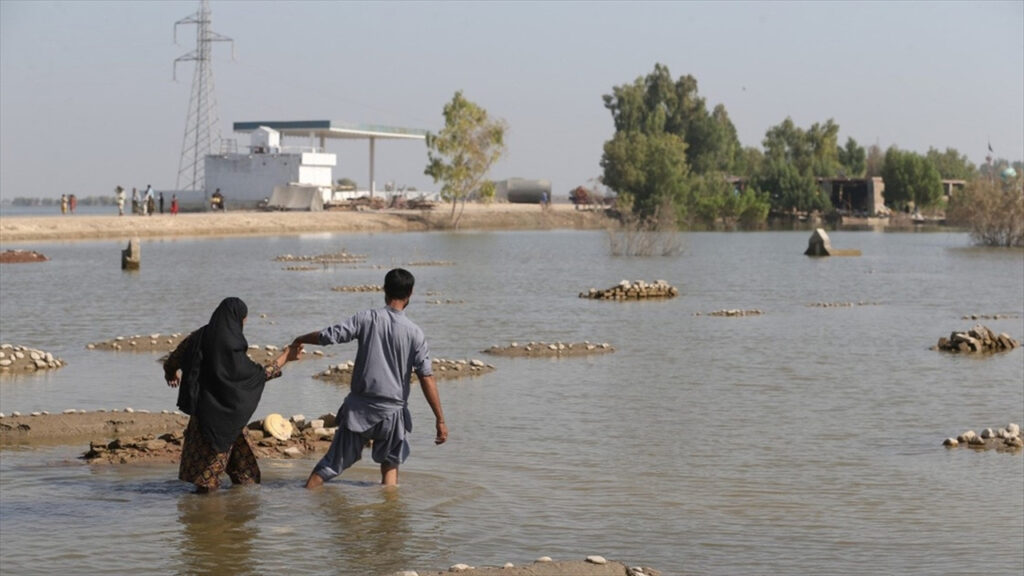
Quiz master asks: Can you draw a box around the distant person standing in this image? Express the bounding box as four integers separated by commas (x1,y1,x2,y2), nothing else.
69,194,77,214
144,185,154,216
60,194,68,215
159,192,165,214
171,194,179,216
132,188,140,215
116,186,126,216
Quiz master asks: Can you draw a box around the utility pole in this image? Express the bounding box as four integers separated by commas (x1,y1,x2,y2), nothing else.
173,0,233,194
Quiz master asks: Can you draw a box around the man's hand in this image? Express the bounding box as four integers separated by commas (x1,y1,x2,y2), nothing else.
166,372,181,388
286,343,303,362
435,420,448,445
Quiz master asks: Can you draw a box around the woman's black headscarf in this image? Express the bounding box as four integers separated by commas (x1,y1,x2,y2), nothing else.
195,297,267,452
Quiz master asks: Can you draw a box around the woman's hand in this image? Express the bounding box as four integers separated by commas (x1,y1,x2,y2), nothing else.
167,369,181,388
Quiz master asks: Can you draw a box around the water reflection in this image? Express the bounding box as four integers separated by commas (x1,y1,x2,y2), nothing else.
313,484,414,571
176,488,260,575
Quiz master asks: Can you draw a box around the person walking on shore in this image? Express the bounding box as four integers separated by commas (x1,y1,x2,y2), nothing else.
132,188,139,215
159,192,165,214
165,297,301,493
69,194,77,214
116,186,126,216
171,194,179,216
60,194,68,215
144,185,155,216
290,268,447,488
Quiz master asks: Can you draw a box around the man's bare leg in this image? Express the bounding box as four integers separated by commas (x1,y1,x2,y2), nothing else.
381,464,398,486
305,471,325,489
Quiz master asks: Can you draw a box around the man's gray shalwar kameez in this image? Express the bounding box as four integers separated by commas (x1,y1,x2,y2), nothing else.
312,306,432,480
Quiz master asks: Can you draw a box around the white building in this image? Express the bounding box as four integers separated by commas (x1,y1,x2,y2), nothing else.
202,120,427,210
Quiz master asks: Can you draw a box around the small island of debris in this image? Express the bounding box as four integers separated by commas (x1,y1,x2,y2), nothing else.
314,358,494,384
579,280,678,300
484,341,614,358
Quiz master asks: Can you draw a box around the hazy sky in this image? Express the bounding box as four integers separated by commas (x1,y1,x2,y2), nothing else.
1,0,1022,200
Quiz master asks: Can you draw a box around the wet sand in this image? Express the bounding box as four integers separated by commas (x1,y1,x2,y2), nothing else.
0,204,611,243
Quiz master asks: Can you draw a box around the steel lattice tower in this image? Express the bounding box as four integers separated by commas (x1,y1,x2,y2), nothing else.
174,0,233,193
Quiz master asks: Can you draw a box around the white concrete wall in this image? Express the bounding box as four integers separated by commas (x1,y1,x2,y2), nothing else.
297,165,333,187
204,151,337,209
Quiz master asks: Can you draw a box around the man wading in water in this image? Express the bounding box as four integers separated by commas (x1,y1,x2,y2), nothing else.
290,268,447,487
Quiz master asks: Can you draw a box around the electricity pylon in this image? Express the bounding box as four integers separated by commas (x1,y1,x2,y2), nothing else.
173,0,233,193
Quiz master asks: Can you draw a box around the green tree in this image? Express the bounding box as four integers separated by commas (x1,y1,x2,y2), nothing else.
925,147,976,181
762,117,841,177
601,64,748,229
687,172,770,229
755,159,831,213
837,137,866,177
602,63,741,177
881,147,943,210
425,91,507,226
601,131,690,220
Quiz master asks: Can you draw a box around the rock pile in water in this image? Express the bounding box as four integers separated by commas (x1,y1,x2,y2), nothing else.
88,333,186,353
695,309,763,317
807,301,881,308
0,344,65,372
82,413,339,463
932,325,1019,353
484,341,614,358
405,260,455,267
331,284,383,292
579,280,678,300
0,249,48,263
315,358,494,383
961,313,1019,320
89,334,301,361
274,250,366,264
942,423,1022,452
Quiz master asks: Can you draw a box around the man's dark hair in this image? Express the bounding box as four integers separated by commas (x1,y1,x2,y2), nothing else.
384,268,415,301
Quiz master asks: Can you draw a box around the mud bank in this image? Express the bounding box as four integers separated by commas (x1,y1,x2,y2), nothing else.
0,204,612,243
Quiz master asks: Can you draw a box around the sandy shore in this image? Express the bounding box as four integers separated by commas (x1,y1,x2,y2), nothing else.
0,203,611,243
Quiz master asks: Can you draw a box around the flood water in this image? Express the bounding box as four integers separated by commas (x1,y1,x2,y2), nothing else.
1,229,1022,576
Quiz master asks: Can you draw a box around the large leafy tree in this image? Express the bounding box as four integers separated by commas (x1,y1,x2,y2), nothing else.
688,172,770,228
881,147,943,210
762,117,841,177
600,63,742,222
601,131,690,219
755,159,831,213
925,147,976,180
837,137,866,178
425,91,507,226
757,117,843,213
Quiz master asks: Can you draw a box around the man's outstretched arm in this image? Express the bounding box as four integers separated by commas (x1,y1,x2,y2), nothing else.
291,331,321,348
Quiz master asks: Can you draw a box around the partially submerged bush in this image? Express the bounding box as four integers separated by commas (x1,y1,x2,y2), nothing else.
607,201,684,257
947,178,1024,247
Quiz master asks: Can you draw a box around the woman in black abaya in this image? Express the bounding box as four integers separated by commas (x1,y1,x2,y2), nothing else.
165,297,300,492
